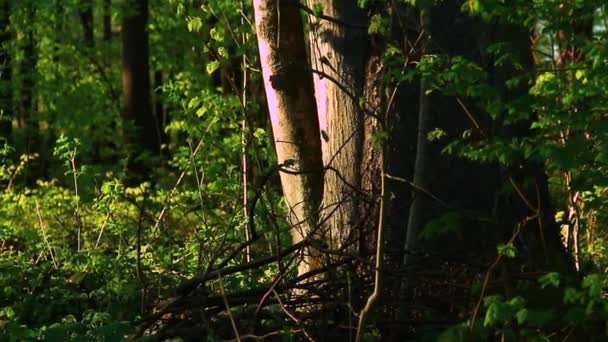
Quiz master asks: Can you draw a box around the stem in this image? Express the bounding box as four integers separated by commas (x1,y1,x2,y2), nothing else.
35,199,58,269
355,150,386,342
240,0,251,263
70,150,83,252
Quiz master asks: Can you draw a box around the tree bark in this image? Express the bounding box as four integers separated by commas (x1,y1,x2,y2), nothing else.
122,0,158,180
253,0,324,275
306,0,368,250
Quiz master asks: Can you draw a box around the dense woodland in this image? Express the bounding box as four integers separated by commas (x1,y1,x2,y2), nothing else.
1,0,608,341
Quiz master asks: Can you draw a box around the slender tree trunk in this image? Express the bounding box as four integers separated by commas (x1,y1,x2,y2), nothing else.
122,0,158,180
79,0,94,48
0,0,12,142
153,69,166,148
556,6,593,272
395,7,432,327
253,0,324,276
103,0,112,41
403,8,431,269
306,0,368,251
19,3,40,183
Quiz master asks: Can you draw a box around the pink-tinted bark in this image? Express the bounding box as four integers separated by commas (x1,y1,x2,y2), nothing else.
253,0,323,275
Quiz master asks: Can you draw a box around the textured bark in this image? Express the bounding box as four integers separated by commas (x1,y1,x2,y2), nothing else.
359,53,382,255
253,0,323,275
306,0,368,249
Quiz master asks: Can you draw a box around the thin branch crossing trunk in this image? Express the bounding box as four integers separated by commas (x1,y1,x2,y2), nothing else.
253,0,323,276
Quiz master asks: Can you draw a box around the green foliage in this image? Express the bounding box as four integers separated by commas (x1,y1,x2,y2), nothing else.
496,242,517,258
3,0,608,339
368,14,389,35
419,211,464,240
0,0,282,338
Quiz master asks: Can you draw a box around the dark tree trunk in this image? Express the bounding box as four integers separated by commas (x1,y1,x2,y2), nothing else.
121,0,158,181
153,69,166,148
79,0,94,48
18,3,40,183
0,0,12,142
390,2,573,335
103,0,112,41
403,0,570,270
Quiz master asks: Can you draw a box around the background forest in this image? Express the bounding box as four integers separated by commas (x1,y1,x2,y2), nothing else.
1,0,608,341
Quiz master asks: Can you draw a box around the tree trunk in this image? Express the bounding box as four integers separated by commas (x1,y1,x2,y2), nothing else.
79,0,94,48
403,7,431,269
306,0,368,251
103,0,112,41
153,69,165,148
122,0,158,180
0,0,12,142
252,0,323,276
19,3,40,183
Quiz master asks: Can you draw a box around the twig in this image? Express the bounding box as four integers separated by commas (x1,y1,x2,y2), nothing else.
219,273,241,342
272,289,315,342
355,144,387,341
34,199,58,269
469,214,537,330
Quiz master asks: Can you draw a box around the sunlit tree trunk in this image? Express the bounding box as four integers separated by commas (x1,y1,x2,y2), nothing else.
253,0,324,276
306,0,368,251
555,6,593,272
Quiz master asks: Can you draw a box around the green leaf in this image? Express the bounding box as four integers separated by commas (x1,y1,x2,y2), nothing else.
419,211,464,240
195,106,207,117
427,128,447,141
210,27,224,42
358,97,367,109
177,3,185,16
467,0,481,14
538,272,561,288
187,97,201,109
518,308,557,327
206,60,220,75
563,306,586,323
497,242,517,258
515,308,528,324
563,287,582,304
187,17,203,32
582,274,604,297
312,4,324,16
368,14,387,35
